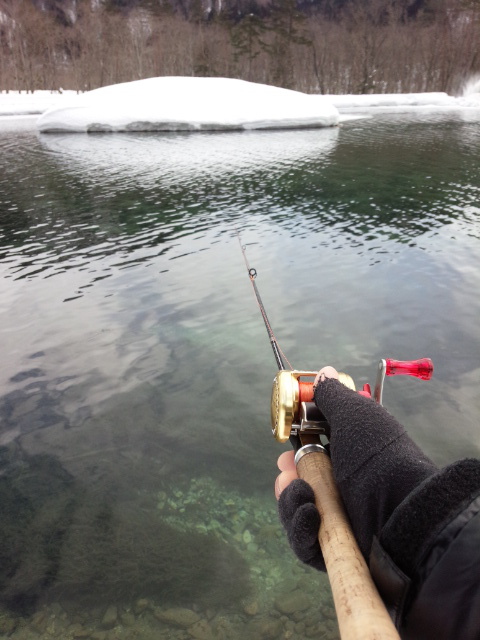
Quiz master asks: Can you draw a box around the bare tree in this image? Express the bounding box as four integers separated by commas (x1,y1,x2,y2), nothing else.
0,0,479,94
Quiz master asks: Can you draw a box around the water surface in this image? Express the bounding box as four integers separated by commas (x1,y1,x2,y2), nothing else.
0,112,479,639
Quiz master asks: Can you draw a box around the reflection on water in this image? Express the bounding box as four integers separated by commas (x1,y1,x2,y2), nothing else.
0,113,479,639
39,128,340,184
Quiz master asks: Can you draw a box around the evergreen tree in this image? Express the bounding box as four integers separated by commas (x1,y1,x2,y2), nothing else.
230,13,267,79
264,0,312,88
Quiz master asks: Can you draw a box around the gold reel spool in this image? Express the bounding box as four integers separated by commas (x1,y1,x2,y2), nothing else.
271,370,356,443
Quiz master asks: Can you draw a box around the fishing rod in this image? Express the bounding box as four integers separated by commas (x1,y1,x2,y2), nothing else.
237,230,433,445
236,233,288,371
237,230,433,640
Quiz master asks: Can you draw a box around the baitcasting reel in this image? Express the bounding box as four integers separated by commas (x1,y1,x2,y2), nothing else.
271,358,434,443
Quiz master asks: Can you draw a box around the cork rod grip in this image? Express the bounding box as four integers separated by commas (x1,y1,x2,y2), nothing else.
296,450,400,640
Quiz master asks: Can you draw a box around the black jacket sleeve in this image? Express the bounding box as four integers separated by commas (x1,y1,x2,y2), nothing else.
371,461,480,639
313,378,480,639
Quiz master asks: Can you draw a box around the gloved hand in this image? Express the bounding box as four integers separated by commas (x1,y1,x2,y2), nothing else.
278,476,325,571
276,366,438,568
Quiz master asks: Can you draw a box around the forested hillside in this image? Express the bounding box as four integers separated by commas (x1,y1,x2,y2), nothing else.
0,0,479,94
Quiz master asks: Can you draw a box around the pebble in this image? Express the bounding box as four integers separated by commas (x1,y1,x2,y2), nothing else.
157,491,167,509
211,614,235,639
0,615,17,636
305,624,324,638
274,589,311,615
30,611,48,634
69,622,89,638
101,605,118,629
120,611,135,627
188,619,212,639
243,600,259,616
242,529,252,544
295,620,306,633
248,616,283,639
133,598,150,615
257,524,279,543
323,606,337,621
154,607,200,628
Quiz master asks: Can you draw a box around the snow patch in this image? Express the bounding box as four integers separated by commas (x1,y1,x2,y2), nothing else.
459,75,480,107
0,90,78,116
2,77,480,129
36,77,339,133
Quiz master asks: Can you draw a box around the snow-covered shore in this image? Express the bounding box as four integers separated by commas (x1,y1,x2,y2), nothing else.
1,77,480,132
0,90,79,116
35,78,340,133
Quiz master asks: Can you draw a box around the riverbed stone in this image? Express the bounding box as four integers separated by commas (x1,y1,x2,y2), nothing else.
0,614,17,636
243,599,259,616
248,616,283,639
133,598,150,615
242,529,252,544
101,605,118,629
31,611,48,634
211,614,236,640
154,607,200,628
120,611,136,627
323,605,337,621
188,618,212,639
294,620,306,634
274,589,311,615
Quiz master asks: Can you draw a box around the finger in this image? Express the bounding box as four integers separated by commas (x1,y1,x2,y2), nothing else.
291,503,321,550
314,365,339,388
275,469,298,500
277,450,295,471
290,504,325,571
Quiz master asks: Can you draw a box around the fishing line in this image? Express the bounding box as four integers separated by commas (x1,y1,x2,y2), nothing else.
235,228,293,371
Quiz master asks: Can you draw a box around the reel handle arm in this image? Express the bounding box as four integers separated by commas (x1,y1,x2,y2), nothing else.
295,445,400,640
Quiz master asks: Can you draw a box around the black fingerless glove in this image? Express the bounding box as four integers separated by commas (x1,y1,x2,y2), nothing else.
278,478,325,571
317,379,438,558
279,378,438,568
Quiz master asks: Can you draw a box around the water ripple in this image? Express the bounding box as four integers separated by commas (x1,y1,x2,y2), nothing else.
0,116,479,290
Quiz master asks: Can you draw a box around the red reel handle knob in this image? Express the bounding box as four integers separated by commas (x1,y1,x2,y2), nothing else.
385,358,434,380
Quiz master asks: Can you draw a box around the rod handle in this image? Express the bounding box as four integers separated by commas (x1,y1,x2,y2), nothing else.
295,445,400,640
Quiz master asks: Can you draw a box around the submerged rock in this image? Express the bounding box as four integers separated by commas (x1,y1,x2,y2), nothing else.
248,616,283,639
188,618,212,639
133,598,150,615
242,529,253,544
0,613,17,635
154,607,200,628
101,605,117,629
243,599,259,616
274,589,311,616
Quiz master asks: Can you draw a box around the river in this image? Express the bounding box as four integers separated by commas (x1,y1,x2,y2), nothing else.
0,111,479,639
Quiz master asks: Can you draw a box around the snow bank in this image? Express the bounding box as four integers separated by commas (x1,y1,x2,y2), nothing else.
36,77,339,133
2,78,479,130
327,92,457,109
0,90,77,116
